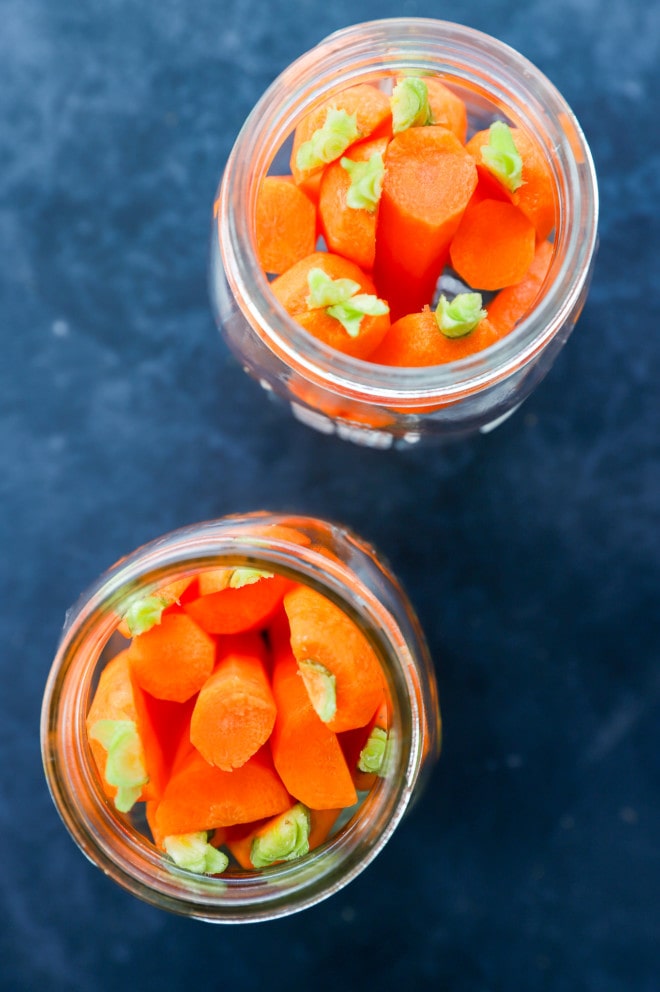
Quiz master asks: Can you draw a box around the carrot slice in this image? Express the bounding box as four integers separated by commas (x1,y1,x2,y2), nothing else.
255,176,317,275
269,617,358,810
128,612,215,702
189,633,277,771
373,125,478,321
86,649,168,810
291,83,392,194
184,572,292,635
318,135,388,271
283,583,385,734
449,198,536,291
271,251,390,359
485,238,555,335
150,745,291,845
370,304,499,367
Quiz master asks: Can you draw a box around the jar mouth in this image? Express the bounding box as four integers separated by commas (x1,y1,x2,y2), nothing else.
216,17,598,408
41,513,437,921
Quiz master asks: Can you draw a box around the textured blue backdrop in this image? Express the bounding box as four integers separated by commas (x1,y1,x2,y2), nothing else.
1,0,658,989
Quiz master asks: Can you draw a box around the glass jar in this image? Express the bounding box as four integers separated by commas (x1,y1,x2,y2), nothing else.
210,18,598,448
41,512,440,923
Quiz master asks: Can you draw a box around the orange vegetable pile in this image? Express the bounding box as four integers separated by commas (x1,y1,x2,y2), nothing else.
256,76,556,367
86,556,390,875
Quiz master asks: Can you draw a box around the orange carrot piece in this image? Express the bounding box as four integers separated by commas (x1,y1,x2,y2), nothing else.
283,583,385,734
424,76,468,143
128,612,215,702
449,198,536,291
318,135,388,271
189,633,277,771
184,572,292,635
373,125,478,320
150,744,291,846
466,126,556,240
485,238,555,335
255,176,317,275
271,251,390,359
269,620,358,810
290,83,392,194
370,307,499,367
86,649,168,807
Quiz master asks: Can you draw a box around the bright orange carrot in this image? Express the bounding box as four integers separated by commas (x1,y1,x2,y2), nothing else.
255,176,317,275
290,83,392,194
86,649,168,810
189,633,277,771
485,238,555,335
150,744,291,845
466,125,555,240
373,125,478,320
271,251,390,359
370,303,499,367
269,618,358,810
449,198,536,290
128,612,215,702
282,583,385,734
184,572,292,635
424,76,468,143
318,135,388,271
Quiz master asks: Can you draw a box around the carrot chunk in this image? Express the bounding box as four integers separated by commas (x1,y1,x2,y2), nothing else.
128,612,215,702
373,125,478,320
485,238,555,335
184,572,292,635
189,633,277,771
269,618,358,810
370,299,499,367
255,176,317,275
449,198,536,291
150,745,291,845
283,583,385,734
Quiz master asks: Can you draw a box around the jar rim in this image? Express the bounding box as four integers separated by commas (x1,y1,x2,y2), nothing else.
216,17,598,408
41,512,438,921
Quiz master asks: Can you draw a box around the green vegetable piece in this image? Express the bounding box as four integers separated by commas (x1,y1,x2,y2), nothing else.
164,832,230,875
296,108,361,172
298,659,337,723
121,594,170,636
358,726,388,774
228,567,274,588
435,293,487,339
391,77,433,133
326,294,389,339
341,152,385,212
251,804,311,869
307,268,361,309
480,121,524,193
88,719,148,813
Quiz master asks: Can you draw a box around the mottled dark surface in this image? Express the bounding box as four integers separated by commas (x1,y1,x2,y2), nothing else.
1,0,658,989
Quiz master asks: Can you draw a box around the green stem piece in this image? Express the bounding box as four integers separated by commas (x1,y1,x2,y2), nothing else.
391,77,433,133
306,268,389,338
164,832,230,875
298,659,337,723
341,152,385,212
88,719,148,813
250,804,311,869
228,567,274,588
435,293,487,339
358,726,388,774
120,594,170,636
480,121,524,192
296,108,360,172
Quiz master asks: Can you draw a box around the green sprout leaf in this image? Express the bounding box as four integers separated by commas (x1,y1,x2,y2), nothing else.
295,108,360,172
391,77,433,133
341,152,385,212
358,726,388,775
164,832,230,875
326,294,389,338
120,594,170,636
306,268,361,309
88,719,148,813
298,659,337,723
435,293,487,339
228,567,274,588
480,121,524,193
251,804,311,869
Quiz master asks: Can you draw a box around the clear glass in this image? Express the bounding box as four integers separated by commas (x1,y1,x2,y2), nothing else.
41,512,440,923
210,18,598,448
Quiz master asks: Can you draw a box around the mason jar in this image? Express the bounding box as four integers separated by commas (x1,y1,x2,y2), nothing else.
41,512,440,922
210,17,598,448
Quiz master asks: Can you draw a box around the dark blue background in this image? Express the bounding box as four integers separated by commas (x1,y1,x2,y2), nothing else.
2,0,658,989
